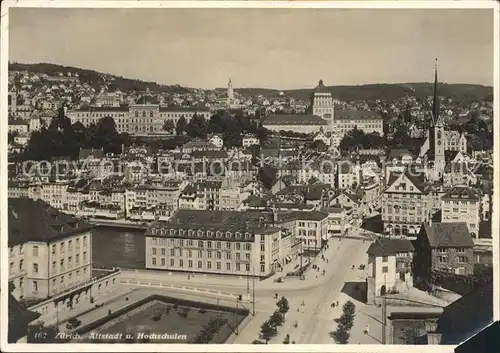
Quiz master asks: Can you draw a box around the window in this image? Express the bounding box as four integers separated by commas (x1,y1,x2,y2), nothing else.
226,263,231,271
60,242,65,253
83,252,87,261
260,264,265,273
207,261,212,269
68,240,72,250
52,244,56,255
382,256,388,263
33,263,39,273
236,243,241,251
161,248,166,256
216,242,221,249
152,247,157,255
236,253,241,260
152,258,157,265
458,256,468,263
246,253,250,261
33,281,38,292
170,259,175,266
236,263,241,271
260,255,265,262
226,252,231,260
19,260,24,271
68,256,72,266
33,246,39,257
217,252,221,259
198,241,203,248
198,261,202,268
456,248,465,253
188,250,192,257
382,266,388,273
178,249,183,257
170,249,175,256
188,260,193,268
207,241,212,249
217,262,221,270
226,242,231,249
179,259,184,267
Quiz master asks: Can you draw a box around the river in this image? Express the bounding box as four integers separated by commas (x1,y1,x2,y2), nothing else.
92,227,146,269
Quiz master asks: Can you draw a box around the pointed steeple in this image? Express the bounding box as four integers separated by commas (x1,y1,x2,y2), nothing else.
432,58,441,126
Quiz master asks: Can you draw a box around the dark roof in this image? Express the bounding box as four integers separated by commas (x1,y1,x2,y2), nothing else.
263,114,329,126
74,106,129,112
159,106,210,112
312,79,330,94
366,238,415,257
8,198,93,247
422,222,474,248
386,148,414,161
335,110,382,121
8,292,41,343
444,150,460,163
282,210,328,222
191,150,228,159
454,320,499,353
438,281,493,345
478,220,492,239
442,186,480,201
79,148,104,160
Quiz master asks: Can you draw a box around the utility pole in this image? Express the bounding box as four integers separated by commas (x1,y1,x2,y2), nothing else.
382,274,387,344
252,265,256,316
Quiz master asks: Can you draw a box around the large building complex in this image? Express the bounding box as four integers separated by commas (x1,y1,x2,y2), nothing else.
263,80,383,136
144,209,301,277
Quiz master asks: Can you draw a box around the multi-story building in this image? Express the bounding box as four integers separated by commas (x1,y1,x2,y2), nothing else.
413,222,475,281
281,211,329,251
8,198,93,301
144,210,298,277
381,168,432,237
441,185,481,238
366,238,415,302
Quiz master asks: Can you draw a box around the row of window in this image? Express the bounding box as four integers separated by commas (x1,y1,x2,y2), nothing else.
151,258,265,272
150,229,253,240
150,238,253,250
152,247,252,261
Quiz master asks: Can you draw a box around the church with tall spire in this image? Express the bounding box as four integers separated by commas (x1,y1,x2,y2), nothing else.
419,59,468,180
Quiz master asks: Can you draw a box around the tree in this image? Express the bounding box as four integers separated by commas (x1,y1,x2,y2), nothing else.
257,166,277,190
259,320,276,343
176,116,188,136
283,334,290,344
331,323,350,344
400,326,424,344
163,120,175,133
277,296,290,314
187,113,208,138
269,310,284,327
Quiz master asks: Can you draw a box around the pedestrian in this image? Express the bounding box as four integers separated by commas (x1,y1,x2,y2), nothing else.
188,275,190,280
364,324,370,334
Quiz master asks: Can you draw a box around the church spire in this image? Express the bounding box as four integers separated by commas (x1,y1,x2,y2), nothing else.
432,58,441,126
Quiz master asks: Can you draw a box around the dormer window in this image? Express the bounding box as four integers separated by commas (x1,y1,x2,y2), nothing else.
226,231,232,238
170,229,175,236
235,232,242,240
245,232,251,240
179,229,185,236
197,230,203,237
216,231,222,238
207,231,213,238
188,230,194,237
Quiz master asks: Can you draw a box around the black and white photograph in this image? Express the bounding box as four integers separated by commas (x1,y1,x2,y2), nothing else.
1,1,498,351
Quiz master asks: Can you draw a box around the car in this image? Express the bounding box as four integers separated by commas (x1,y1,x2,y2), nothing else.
66,317,82,330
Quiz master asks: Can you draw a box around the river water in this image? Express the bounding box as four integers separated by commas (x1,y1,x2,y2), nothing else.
92,227,146,269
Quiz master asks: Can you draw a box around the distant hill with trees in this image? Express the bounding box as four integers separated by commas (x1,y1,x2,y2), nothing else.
237,83,493,103
9,62,190,94
10,62,492,102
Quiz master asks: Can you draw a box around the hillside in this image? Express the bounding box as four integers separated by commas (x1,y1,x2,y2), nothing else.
10,62,492,102
9,62,191,94
237,83,493,102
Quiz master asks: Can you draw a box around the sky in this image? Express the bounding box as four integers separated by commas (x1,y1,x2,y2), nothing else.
8,7,495,89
